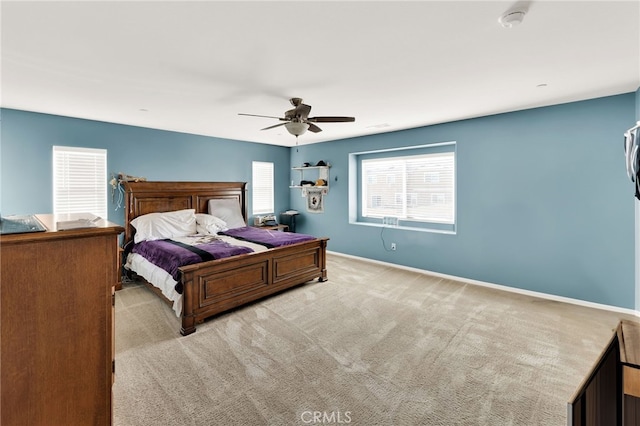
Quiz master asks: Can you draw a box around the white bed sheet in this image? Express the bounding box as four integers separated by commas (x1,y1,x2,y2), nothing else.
125,234,268,317
126,252,183,316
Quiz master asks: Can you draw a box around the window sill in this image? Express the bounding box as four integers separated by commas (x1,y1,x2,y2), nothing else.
349,220,457,235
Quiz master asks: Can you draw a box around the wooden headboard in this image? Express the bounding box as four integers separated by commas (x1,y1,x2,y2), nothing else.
122,181,248,244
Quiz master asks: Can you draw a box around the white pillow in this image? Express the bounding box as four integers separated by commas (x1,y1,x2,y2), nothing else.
131,209,197,243
208,198,246,229
195,213,228,235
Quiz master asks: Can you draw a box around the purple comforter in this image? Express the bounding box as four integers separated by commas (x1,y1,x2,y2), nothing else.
219,226,316,248
132,238,253,283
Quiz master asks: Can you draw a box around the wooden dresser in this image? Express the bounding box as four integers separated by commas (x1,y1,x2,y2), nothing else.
1,214,124,425
568,319,640,425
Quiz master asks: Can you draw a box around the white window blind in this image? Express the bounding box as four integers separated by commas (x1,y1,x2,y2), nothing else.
53,146,107,218
362,151,455,224
252,161,274,215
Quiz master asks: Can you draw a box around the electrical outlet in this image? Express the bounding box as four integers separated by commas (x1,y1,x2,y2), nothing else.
391,243,397,251
383,216,399,227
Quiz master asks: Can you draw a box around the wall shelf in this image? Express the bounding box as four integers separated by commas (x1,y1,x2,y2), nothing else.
290,165,331,193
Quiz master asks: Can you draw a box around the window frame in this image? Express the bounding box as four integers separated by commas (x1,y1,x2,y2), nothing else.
348,142,457,234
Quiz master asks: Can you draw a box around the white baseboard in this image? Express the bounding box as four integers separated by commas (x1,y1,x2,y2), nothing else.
327,250,640,318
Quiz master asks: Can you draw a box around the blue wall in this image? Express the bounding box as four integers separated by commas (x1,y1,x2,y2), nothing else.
0,109,291,224
291,93,637,309
1,93,637,309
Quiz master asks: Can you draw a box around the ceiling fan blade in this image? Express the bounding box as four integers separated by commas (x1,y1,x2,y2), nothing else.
308,123,323,133
238,113,286,120
307,116,356,123
261,122,287,131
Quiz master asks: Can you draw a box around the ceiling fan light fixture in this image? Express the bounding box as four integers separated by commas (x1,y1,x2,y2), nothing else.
285,121,309,136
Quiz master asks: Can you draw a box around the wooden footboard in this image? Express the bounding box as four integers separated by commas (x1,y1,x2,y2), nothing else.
179,238,328,335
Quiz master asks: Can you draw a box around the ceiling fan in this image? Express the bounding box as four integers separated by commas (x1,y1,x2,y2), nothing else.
238,98,355,138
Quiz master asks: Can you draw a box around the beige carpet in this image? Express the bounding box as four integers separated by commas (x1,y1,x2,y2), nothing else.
113,254,632,425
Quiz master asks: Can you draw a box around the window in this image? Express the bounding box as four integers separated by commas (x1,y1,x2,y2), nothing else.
252,161,274,215
53,146,107,218
350,142,456,232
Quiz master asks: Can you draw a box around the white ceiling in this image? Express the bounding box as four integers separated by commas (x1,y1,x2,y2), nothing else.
2,1,639,147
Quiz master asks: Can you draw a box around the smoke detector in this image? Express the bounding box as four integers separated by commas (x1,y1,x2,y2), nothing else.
499,10,526,28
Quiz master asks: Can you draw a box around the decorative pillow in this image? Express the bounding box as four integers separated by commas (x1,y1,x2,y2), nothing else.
208,198,246,229
195,213,228,235
131,209,197,243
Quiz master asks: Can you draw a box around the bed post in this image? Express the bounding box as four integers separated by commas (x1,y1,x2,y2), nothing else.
180,271,196,336
180,272,196,336
181,320,196,336
319,238,328,282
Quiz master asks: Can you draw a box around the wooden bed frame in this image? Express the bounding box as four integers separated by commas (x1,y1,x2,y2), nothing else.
122,181,328,335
